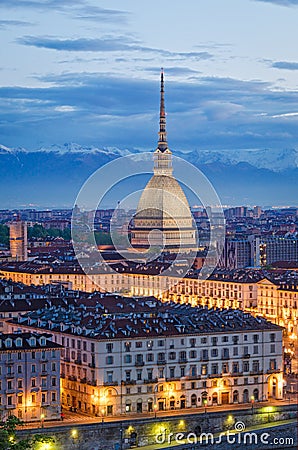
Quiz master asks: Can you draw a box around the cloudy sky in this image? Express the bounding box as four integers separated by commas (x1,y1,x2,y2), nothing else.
0,0,298,152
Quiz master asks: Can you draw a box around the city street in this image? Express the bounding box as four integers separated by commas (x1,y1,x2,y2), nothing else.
19,399,297,430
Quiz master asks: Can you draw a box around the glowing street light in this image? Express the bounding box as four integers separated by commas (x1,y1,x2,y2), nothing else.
251,395,255,414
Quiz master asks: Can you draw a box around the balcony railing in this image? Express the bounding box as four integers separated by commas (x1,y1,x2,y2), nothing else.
87,379,97,386
74,359,82,365
178,358,188,364
143,378,158,384
68,375,77,381
267,368,279,374
122,380,136,386
243,354,250,358
157,360,166,365
135,361,144,367
88,362,96,368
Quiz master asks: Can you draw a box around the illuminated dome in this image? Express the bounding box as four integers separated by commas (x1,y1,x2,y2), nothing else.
131,71,197,251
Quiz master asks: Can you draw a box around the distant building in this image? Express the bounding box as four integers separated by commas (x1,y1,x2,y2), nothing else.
257,278,298,334
7,296,283,416
255,236,298,267
0,332,62,422
219,235,298,269
218,237,254,269
9,220,28,261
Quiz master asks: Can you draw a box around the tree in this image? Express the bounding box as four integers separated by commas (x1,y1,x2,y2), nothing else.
0,416,54,450
0,224,9,246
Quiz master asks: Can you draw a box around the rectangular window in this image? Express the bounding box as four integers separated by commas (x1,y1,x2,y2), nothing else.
107,371,113,383
52,392,56,402
270,344,275,353
147,353,154,362
243,361,249,372
211,348,218,357
106,343,113,353
201,364,207,375
190,338,196,347
252,361,260,372
269,359,276,370
211,363,218,375
125,370,131,382
124,354,132,364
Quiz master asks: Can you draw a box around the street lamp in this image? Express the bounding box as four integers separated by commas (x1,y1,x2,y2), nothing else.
101,408,105,423
251,396,255,415
40,413,45,428
153,403,157,418
203,399,207,414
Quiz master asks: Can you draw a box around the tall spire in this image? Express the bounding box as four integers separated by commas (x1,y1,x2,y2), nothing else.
157,68,168,151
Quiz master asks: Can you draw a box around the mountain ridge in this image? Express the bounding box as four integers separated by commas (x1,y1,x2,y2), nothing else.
0,144,296,207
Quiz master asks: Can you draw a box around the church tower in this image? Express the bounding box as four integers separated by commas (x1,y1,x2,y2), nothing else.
131,70,197,252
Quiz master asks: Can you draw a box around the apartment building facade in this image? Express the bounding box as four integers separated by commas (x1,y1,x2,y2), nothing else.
6,297,283,417
0,332,62,422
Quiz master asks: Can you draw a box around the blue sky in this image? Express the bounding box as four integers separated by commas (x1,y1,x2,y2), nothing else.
0,0,298,151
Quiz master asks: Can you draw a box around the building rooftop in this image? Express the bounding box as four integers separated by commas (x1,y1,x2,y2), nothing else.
0,331,63,351
12,293,282,341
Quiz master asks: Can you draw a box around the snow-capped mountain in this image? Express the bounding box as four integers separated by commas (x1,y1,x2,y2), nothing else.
182,147,298,172
1,143,296,172
0,143,296,207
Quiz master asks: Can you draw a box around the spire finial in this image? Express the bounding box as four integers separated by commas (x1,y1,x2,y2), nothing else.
158,68,168,151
